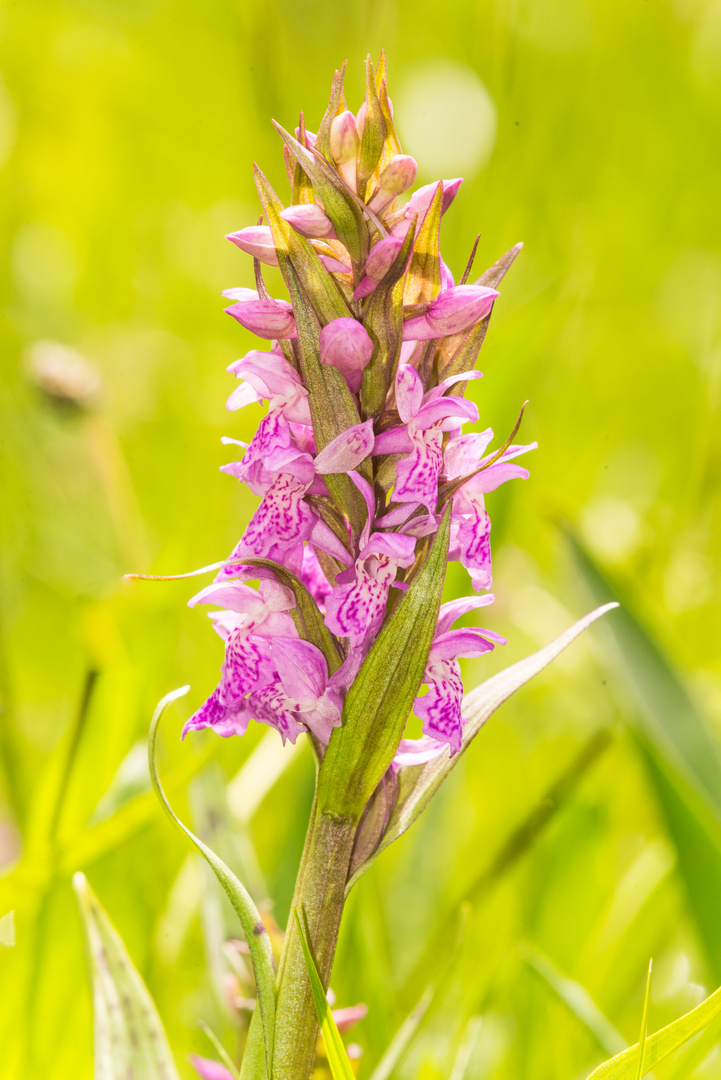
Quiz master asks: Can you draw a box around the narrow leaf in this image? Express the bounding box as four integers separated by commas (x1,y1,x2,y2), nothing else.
317,511,451,820
440,242,524,383
404,181,443,306
148,687,276,1077
567,531,721,802
238,556,343,674
347,603,618,887
587,979,721,1080
522,944,626,1056
315,64,347,161
73,871,181,1080
294,909,355,1080
357,55,386,199
273,122,366,268
635,961,653,1080
254,166,350,325
568,530,721,977
368,904,469,1080
284,261,369,534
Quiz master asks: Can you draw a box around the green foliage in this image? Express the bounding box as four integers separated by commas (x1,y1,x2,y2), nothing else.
294,909,356,1080
148,688,276,1077
588,976,721,1080
74,871,181,1079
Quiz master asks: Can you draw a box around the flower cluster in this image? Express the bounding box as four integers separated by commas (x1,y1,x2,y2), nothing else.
184,57,534,759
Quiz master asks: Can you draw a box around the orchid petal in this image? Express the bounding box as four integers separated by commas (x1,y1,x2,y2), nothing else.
413,659,464,754
429,627,504,662
313,420,374,474
372,427,414,455
395,364,424,423
436,594,495,635
393,428,444,512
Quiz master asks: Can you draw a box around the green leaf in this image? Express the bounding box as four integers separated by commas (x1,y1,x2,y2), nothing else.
357,55,386,199
360,222,416,417
315,64,347,162
586,978,721,1080
317,510,452,821
347,603,618,890
567,530,721,978
73,871,181,1080
283,260,369,536
634,961,653,1080
237,556,343,675
522,944,627,1057
148,687,276,1078
404,180,443,306
294,908,355,1080
272,121,367,268
440,242,524,383
254,166,350,325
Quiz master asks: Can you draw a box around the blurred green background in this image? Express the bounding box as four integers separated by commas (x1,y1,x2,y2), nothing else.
1,0,721,1077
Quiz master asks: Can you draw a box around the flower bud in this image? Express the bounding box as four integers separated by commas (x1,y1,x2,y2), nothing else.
226,225,279,267
365,235,403,280
280,203,335,239
403,285,499,341
369,155,418,213
353,235,403,299
356,100,366,138
225,298,297,339
319,317,374,392
392,178,463,237
330,110,360,192
330,111,359,165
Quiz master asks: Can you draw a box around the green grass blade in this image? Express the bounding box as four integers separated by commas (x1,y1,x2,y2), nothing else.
522,944,626,1056
293,908,355,1080
568,532,721,977
635,960,653,1080
148,687,276,1079
368,904,470,1080
567,531,721,805
73,871,181,1080
587,979,721,1080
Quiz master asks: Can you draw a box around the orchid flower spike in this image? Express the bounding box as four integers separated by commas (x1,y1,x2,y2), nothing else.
181,54,534,835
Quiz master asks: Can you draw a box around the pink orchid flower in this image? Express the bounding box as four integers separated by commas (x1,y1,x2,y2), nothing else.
443,430,536,591
394,596,505,758
323,473,417,651
373,365,480,513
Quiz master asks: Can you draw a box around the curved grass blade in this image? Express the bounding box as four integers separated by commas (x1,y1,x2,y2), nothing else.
73,871,181,1079
635,961,653,1080
521,944,626,1057
587,977,721,1080
567,530,721,978
294,908,355,1080
347,603,618,890
367,904,469,1080
148,687,276,1077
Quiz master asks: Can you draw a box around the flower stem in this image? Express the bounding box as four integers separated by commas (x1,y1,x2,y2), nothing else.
272,804,358,1080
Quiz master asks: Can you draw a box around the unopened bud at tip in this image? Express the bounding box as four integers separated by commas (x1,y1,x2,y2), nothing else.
330,111,359,165
369,155,418,213
280,204,335,239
